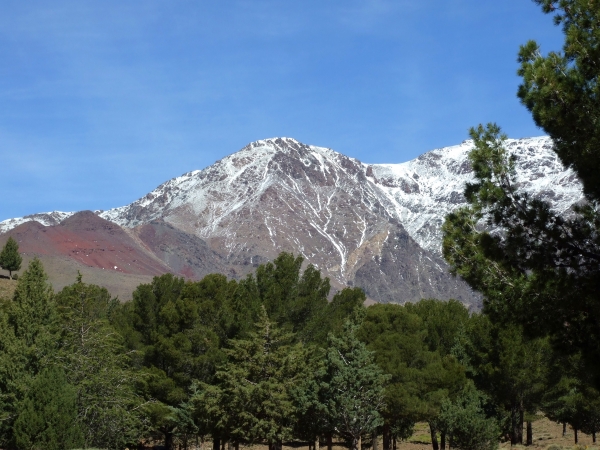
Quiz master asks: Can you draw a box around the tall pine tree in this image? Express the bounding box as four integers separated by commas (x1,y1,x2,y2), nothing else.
443,0,600,384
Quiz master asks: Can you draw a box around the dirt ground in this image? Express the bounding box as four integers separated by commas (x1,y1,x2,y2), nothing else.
171,418,597,450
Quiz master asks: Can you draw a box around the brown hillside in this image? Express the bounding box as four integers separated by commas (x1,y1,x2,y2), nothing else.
0,211,170,276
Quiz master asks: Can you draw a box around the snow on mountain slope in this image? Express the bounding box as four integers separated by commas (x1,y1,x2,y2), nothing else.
98,137,479,304
0,211,75,234
100,137,397,276
0,136,583,306
367,136,583,254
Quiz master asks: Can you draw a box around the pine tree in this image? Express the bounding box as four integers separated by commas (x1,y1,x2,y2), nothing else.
0,258,57,446
0,237,22,280
442,0,600,382
357,304,466,450
13,366,83,450
54,276,146,449
437,383,499,450
462,318,550,445
323,317,388,450
193,306,307,449
122,272,229,449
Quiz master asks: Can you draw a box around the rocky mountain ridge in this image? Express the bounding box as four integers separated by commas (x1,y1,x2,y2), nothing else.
0,137,583,306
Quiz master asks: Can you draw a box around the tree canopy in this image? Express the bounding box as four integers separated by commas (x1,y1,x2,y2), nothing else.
442,0,600,383
0,237,22,280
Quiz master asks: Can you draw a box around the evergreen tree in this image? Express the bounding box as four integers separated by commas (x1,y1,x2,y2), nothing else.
358,304,466,450
323,317,388,450
55,276,147,449
290,351,330,448
437,383,499,450
0,258,57,446
462,317,550,445
120,273,228,449
442,0,600,382
255,252,331,343
192,306,307,450
542,351,600,444
13,366,83,450
404,299,470,358
0,304,23,446
0,236,22,279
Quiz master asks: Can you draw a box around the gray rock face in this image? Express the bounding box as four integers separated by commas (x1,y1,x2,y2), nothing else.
0,136,583,308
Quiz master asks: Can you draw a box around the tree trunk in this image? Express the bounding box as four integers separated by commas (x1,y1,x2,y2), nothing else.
526,421,532,446
441,431,446,450
213,438,221,450
518,408,524,444
328,433,333,450
563,423,567,437
316,437,321,450
574,427,578,444
383,424,391,450
373,430,378,450
392,436,396,450
430,423,439,450
165,431,174,450
593,431,596,443
358,435,362,450
510,406,519,446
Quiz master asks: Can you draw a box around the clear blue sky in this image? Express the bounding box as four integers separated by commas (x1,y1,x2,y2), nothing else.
1,1,564,222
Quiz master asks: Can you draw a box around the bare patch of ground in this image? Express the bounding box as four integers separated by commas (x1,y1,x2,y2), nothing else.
155,419,597,450
0,277,17,300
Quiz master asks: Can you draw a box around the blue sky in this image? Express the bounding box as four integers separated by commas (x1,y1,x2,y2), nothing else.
0,1,564,222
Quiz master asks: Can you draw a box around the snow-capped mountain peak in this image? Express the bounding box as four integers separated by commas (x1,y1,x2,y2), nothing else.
0,136,583,307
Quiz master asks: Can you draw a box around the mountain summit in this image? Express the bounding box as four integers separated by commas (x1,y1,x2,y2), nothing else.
0,137,583,306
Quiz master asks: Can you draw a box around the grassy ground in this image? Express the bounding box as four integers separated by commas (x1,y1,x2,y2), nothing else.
0,276,17,301
407,417,598,450
141,417,598,450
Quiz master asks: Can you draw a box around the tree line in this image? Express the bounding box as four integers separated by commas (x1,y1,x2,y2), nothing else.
1,251,599,450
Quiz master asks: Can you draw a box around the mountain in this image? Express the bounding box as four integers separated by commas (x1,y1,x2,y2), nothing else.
0,137,583,306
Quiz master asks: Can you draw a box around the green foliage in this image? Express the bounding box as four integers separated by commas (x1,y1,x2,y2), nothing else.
254,252,331,344
405,299,470,357
13,366,83,450
9,258,56,351
358,303,466,442
118,272,232,448
192,306,307,445
323,318,388,450
518,0,600,200
0,236,22,279
442,0,600,383
0,259,58,445
462,316,550,444
320,287,366,343
542,351,600,438
438,383,500,450
55,277,147,449
0,305,25,445
290,350,330,443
